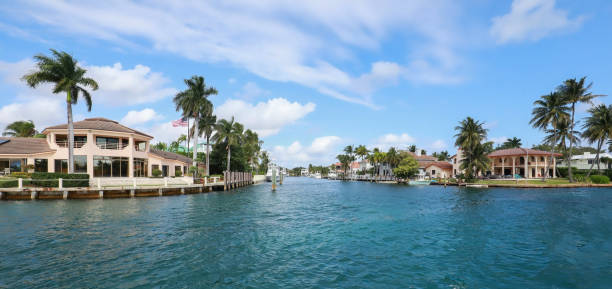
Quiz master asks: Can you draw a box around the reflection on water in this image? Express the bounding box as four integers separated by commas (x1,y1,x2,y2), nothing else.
1,178,611,288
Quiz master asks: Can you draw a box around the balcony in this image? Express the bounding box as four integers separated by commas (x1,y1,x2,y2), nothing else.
96,142,129,150
56,141,87,148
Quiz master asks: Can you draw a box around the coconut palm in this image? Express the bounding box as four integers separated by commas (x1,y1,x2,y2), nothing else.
174,75,218,172
545,118,580,171
22,49,98,173
212,117,243,172
3,120,37,137
454,117,487,149
192,101,216,175
581,104,612,177
502,137,522,148
530,92,569,178
243,129,261,172
557,77,605,182
454,117,489,179
386,147,401,169
355,145,369,161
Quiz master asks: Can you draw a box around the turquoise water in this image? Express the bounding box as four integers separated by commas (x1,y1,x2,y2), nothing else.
1,178,611,288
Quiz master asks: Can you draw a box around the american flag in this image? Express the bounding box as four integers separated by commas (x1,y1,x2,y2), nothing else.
172,117,188,127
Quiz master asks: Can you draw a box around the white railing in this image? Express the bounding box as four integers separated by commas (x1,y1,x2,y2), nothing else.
56,141,87,148
96,142,129,150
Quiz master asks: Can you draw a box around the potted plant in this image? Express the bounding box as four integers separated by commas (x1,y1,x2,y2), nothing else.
25,164,35,173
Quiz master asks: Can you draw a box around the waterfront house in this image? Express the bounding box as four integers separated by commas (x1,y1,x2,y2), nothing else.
452,148,561,178
556,151,612,170
0,117,191,178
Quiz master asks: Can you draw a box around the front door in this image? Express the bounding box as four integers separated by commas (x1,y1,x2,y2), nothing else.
162,165,169,177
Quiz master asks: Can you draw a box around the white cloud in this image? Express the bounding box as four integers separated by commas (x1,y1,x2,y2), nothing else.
371,133,416,150
120,108,162,126
430,140,447,150
0,97,64,132
10,0,466,108
234,81,268,99
215,98,316,137
146,121,187,143
228,78,236,84
491,0,584,44
271,136,342,167
86,63,177,106
488,136,508,145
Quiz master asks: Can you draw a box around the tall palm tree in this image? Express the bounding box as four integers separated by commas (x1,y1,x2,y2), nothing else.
558,77,604,182
173,75,218,172
22,49,98,173
581,104,612,177
454,117,489,179
355,145,369,161
212,117,243,172
3,120,37,137
530,92,569,179
343,145,355,176
243,129,261,173
192,101,216,175
545,118,580,172
386,147,401,169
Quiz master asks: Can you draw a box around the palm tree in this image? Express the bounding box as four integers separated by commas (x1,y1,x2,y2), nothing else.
437,150,450,161
173,75,218,173
192,101,216,175
545,118,580,171
259,151,270,174
581,104,612,177
503,137,522,148
454,117,489,179
243,129,261,173
343,145,355,176
558,77,605,182
177,134,187,149
386,147,401,170
355,145,369,161
454,117,487,149
3,120,37,137
408,145,417,153
22,49,98,173
212,117,243,172
530,92,569,179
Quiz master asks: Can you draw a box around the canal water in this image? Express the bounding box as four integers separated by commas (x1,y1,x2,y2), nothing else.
1,177,611,288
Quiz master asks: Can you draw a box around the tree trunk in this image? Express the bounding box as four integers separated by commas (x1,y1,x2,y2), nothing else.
66,91,74,174
192,115,199,176
205,134,210,176
568,104,576,182
586,138,603,178
226,145,231,172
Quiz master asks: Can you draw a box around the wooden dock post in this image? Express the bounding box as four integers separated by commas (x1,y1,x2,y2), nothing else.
272,169,277,191
223,171,227,191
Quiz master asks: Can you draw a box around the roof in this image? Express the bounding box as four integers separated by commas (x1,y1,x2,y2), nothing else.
488,148,562,157
0,137,54,155
149,149,192,164
43,117,153,139
424,161,453,169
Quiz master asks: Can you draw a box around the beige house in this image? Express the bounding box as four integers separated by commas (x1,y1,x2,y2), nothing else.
424,162,453,179
0,118,191,178
452,147,561,178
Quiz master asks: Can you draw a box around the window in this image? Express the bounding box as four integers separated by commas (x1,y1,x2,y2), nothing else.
55,159,68,173
175,166,182,175
135,141,147,151
55,156,87,173
96,137,119,149
56,135,87,148
431,169,436,175
34,159,48,172
94,156,128,177
588,160,593,165
133,158,148,177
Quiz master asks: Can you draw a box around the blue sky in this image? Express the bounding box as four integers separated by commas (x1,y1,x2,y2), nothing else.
1,0,611,167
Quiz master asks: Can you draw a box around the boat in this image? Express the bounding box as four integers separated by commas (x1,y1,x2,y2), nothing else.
465,184,488,188
265,163,280,182
408,180,431,185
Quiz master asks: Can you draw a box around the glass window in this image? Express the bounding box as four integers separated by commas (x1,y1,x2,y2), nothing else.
0,160,9,172
34,159,48,172
54,159,68,173
94,156,128,177
9,159,25,172
134,158,148,177
74,156,87,173
96,137,119,149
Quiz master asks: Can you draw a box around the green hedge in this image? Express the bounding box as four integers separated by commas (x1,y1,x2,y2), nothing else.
0,179,18,188
31,173,90,188
590,175,610,184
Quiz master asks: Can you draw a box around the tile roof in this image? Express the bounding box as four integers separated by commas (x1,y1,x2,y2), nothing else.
43,117,153,138
488,148,562,157
0,137,54,155
424,161,453,169
149,148,192,164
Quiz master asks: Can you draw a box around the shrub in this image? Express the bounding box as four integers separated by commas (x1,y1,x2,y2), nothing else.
175,170,183,177
31,172,90,188
9,172,30,179
573,174,586,183
0,179,18,188
152,169,162,178
590,175,610,184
